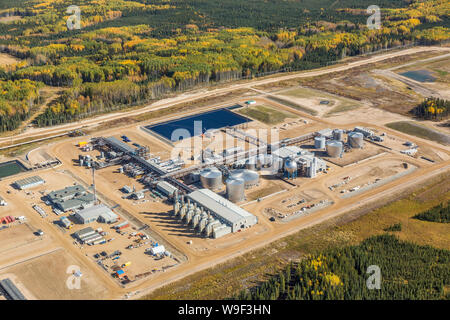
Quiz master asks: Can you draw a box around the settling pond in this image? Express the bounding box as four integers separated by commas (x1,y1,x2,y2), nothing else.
0,160,28,179
399,70,436,83
144,106,251,142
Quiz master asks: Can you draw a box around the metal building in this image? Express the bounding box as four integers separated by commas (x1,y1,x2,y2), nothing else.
354,126,373,137
74,204,118,224
225,177,245,203
156,181,178,198
186,189,258,234
47,185,95,212
13,176,45,190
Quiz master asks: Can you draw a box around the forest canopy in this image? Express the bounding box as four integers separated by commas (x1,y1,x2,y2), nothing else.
0,0,448,129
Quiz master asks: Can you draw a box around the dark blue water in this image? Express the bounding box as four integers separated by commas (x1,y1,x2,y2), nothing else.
400,70,436,83
145,107,251,142
0,160,28,179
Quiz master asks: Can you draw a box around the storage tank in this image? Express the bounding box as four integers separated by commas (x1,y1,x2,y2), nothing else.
245,158,256,171
333,129,344,141
199,167,223,190
326,140,343,158
225,177,245,203
230,169,259,188
348,131,364,149
314,136,326,149
283,157,298,179
256,154,264,169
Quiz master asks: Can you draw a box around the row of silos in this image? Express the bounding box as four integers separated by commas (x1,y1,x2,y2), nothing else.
172,196,230,238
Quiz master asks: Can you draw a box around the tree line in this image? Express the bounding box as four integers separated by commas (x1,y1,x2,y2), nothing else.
236,235,450,300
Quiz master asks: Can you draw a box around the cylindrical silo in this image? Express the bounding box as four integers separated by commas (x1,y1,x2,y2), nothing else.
245,158,256,171
333,129,344,141
314,136,326,149
200,167,223,190
256,154,266,170
326,140,343,158
226,177,245,203
230,169,259,188
348,131,364,149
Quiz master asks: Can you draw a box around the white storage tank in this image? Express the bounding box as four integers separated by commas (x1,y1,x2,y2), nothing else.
314,136,326,149
245,158,257,171
199,167,223,190
225,177,245,203
230,169,259,188
348,131,364,148
326,140,343,158
333,129,344,141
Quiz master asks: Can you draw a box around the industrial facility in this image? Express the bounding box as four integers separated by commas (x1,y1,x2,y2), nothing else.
46,185,95,212
173,189,258,238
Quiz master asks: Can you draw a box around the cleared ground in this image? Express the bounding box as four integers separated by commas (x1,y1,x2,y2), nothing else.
237,104,298,125
0,53,20,66
386,121,450,146
0,248,110,300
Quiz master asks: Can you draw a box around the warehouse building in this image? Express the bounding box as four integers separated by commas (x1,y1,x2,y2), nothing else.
72,227,104,244
13,176,45,190
187,189,257,233
47,185,95,212
73,204,118,224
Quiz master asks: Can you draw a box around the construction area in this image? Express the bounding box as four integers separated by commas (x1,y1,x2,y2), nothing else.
0,47,449,300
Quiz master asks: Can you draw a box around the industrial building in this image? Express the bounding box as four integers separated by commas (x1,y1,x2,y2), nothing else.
47,185,95,212
156,181,179,198
354,126,374,137
73,227,105,244
104,137,137,155
13,176,45,190
73,204,118,224
0,279,26,300
187,189,257,233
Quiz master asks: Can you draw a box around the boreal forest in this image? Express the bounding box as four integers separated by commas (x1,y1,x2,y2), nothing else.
0,0,449,131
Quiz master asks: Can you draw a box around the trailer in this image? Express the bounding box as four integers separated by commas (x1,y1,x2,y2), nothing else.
114,221,130,230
